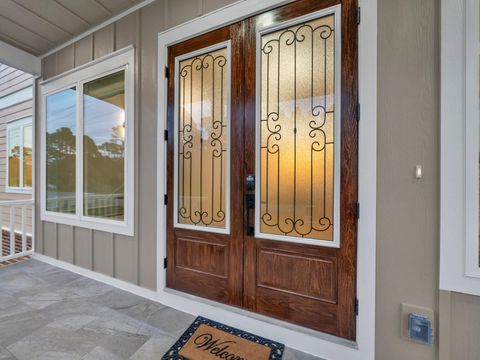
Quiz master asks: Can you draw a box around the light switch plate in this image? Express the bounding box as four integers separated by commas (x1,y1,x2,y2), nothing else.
400,303,434,345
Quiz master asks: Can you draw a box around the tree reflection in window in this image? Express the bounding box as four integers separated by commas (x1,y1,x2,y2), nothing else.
46,87,77,214
83,71,125,221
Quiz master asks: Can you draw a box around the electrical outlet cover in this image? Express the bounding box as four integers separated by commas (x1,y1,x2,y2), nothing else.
400,303,434,346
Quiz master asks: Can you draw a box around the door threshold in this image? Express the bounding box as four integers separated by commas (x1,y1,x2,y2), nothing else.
162,287,357,350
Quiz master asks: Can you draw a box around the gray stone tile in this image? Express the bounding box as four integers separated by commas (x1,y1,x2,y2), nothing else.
129,336,177,360
0,346,15,360
82,346,123,360
0,272,46,296
7,326,97,360
90,288,146,311
0,309,50,347
29,267,82,287
141,307,194,338
65,277,113,297
115,299,167,323
47,314,97,331
18,289,77,310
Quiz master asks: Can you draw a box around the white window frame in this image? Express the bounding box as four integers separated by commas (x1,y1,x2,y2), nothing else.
173,41,232,235
440,0,480,295
254,5,341,248
6,116,33,193
40,46,135,236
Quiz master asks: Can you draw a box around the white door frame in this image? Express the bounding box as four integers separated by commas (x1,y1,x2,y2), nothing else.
156,1,377,359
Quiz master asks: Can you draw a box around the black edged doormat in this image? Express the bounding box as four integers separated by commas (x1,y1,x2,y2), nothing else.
162,316,284,360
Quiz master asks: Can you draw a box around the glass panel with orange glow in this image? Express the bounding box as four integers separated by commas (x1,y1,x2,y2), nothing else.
23,125,32,188
83,71,125,221
8,126,21,188
176,46,229,231
258,13,337,242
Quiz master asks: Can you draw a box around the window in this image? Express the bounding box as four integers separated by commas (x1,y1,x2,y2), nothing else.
0,86,32,110
440,0,480,295
6,117,32,192
40,47,134,236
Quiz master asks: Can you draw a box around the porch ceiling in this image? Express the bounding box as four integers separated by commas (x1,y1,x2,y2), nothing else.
0,0,143,56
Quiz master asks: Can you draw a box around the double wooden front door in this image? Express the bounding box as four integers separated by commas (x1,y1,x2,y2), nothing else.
166,0,358,340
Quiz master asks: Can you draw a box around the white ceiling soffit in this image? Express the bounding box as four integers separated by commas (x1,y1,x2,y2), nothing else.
0,40,40,75
0,0,144,57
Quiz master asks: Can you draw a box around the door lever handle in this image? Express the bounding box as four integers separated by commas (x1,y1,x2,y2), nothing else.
245,193,255,236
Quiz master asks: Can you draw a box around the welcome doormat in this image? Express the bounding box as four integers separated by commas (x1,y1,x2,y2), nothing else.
162,316,284,360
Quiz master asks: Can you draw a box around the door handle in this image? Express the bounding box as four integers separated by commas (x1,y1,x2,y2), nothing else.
245,174,255,236
245,193,255,236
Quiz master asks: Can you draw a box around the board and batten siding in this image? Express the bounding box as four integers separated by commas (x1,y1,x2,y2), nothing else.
36,0,237,290
0,63,33,234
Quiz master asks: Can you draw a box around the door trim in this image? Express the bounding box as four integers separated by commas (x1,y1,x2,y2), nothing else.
156,0,377,358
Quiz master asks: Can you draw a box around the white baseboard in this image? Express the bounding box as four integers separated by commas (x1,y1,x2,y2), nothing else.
33,253,158,302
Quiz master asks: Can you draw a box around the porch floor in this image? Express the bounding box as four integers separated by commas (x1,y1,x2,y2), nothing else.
0,259,319,360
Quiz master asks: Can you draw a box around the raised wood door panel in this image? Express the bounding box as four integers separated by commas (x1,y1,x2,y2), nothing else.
243,0,358,340
166,23,245,306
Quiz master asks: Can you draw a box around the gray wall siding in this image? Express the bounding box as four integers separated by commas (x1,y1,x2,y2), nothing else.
36,0,237,291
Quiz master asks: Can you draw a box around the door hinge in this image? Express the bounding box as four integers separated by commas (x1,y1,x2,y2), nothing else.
355,202,360,220
165,66,169,79
164,194,168,205
356,103,361,122
355,298,359,316
164,129,168,141
163,257,168,269
357,6,361,25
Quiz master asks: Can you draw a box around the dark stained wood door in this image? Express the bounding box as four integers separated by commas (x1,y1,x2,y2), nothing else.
242,0,358,340
166,23,245,306
166,0,358,340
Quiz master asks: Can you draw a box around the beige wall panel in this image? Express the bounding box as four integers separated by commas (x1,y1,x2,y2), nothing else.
94,24,114,59
166,0,202,28
42,54,57,80
449,292,480,360
114,234,137,284
135,0,167,290
0,79,33,99
57,224,74,263
376,0,439,359
74,35,94,67
93,230,114,277
56,45,75,75
0,73,32,93
0,106,32,123
115,12,138,51
202,0,237,14
74,227,93,270
42,221,57,259
0,70,25,86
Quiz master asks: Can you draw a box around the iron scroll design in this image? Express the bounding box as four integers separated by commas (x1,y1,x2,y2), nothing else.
177,50,228,228
260,15,336,240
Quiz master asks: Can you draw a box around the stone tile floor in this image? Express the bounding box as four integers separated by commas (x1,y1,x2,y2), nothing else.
0,259,320,360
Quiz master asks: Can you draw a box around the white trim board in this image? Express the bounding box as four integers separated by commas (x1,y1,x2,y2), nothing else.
0,40,40,76
156,0,377,359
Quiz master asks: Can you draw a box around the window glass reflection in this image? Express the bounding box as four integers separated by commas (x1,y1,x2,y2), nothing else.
46,87,77,214
83,71,125,221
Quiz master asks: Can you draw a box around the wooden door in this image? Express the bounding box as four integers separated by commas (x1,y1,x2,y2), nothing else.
166,0,358,340
166,23,245,306
243,0,358,340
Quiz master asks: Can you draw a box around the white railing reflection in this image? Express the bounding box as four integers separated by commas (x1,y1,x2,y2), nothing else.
0,199,34,261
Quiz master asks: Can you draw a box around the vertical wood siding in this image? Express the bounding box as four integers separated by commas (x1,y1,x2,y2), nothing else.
36,0,237,290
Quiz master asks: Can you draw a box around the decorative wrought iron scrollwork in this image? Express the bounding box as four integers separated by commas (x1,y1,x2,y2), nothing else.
177,48,228,229
260,14,336,240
